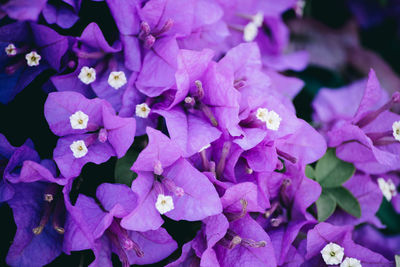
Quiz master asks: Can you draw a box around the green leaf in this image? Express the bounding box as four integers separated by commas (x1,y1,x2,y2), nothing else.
326,187,361,218
305,165,315,179
395,255,400,267
114,148,138,187
315,148,355,188
316,190,337,222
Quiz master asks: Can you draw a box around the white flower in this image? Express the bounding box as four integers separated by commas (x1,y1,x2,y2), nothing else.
321,242,344,265
340,257,362,267
69,110,89,130
25,51,41,66
70,140,88,158
108,71,127,89
265,110,282,131
256,107,269,122
5,43,17,56
252,12,264,27
378,177,397,201
243,22,259,42
78,66,96,84
155,194,174,214
135,103,151,118
393,120,400,142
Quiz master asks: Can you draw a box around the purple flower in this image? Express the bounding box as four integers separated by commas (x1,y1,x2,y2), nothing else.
0,0,47,21
0,134,39,202
120,127,222,231
64,182,177,266
304,222,390,266
5,157,71,267
0,22,69,103
314,69,400,174
44,91,136,178
42,0,80,29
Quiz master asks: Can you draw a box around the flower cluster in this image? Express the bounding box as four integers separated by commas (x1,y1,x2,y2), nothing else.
0,0,399,267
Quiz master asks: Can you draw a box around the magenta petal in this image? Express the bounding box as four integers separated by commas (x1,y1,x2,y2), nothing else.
53,134,115,178
131,127,182,172
121,172,164,232
44,91,104,136
96,183,137,218
164,158,222,221
220,182,264,213
101,104,136,158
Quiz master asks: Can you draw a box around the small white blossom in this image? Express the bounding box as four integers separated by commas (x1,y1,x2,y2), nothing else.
340,257,362,267
108,71,127,89
25,51,41,66
155,194,174,214
70,140,88,158
5,43,17,56
393,120,400,142
321,242,344,265
69,110,89,130
78,66,96,84
256,107,269,122
135,103,151,118
378,177,397,201
265,110,282,131
252,12,264,27
243,22,259,42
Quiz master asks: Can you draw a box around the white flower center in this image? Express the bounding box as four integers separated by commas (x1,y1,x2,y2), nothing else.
340,257,362,267
243,22,259,42
108,71,127,90
243,12,264,42
155,194,174,214
135,103,151,118
378,177,397,201
256,107,269,122
321,242,344,265
25,51,41,66
78,66,96,84
70,140,88,158
265,110,281,131
392,120,400,142
69,110,89,130
5,43,17,56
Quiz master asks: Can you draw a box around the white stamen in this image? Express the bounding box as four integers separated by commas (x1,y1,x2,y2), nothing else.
184,96,194,104
243,22,259,42
245,166,253,174
70,140,88,158
25,51,41,66
295,0,306,17
69,110,89,130
340,257,362,267
256,107,269,122
199,143,210,152
135,103,151,118
78,66,96,84
5,43,17,56
321,242,344,265
378,177,397,201
108,71,127,90
392,120,400,142
155,194,174,214
265,110,281,131
252,12,264,27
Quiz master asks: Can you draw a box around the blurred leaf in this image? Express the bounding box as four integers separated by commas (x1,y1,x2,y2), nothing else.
315,148,355,188
327,187,361,218
377,199,400,234
316,190,337,221
305,165,315,179
114,148,138,187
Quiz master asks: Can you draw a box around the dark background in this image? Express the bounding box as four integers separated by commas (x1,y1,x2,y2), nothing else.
1,0,400,266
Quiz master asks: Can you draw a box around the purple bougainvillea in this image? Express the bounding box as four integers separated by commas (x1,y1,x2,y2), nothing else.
0,1,399,267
